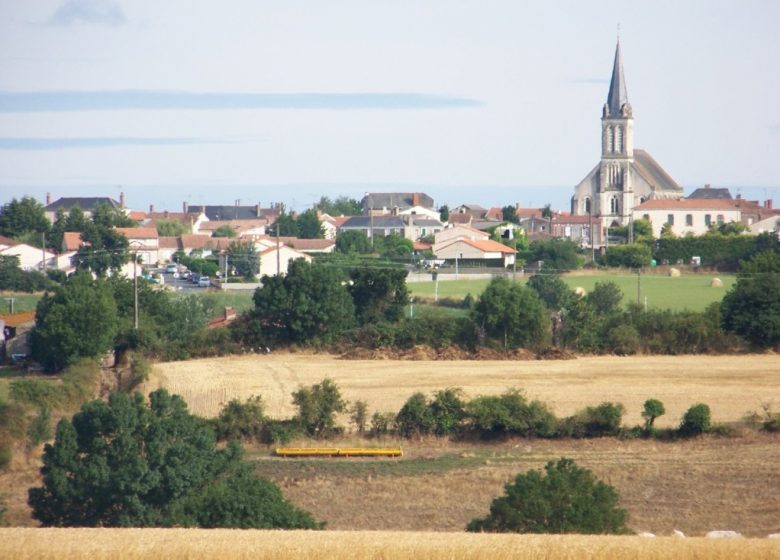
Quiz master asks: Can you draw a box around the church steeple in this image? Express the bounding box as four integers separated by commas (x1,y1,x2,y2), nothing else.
604,40,630,118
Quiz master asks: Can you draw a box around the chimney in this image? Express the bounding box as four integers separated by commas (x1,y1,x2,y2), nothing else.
149,204,155,213
256,204,261,217
183,201,189,213
766,200,774,210
736,194,741,200
119,192,126,208
704,183,711,189
164,210,169,218
46,192,51,205
515,202,519,210
412,193,420,206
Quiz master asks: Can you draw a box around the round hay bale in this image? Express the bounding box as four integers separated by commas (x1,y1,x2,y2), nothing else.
710,277,723,288
669,267,681,277
574,286,587,297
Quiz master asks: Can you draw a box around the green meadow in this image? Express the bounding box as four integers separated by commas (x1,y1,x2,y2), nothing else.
408,273,736,312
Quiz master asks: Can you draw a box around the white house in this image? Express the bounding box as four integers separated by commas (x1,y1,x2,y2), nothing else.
0,243,56,271
434,238,516,267
258,245,312,278
115,227,160,266
632,199,742,238
433,225,489,252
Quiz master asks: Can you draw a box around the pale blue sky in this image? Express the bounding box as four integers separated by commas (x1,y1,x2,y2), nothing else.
0,0,778,212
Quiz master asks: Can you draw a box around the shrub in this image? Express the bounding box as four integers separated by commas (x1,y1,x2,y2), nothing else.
127,353,151,391
0,442,11,471
350,400,368,434
605,324,640,355
369,412,394,437
563,402,624,438
466,458,629,534
641,399,665,431
430,388,466,436
291,379,346,438
395,393,435,438
679,403,711,436
466,390,557,439
27,406,52,448
262,419,301,445
213,396,265,441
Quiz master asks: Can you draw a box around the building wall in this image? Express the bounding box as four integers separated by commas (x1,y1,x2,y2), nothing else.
633,208,742,237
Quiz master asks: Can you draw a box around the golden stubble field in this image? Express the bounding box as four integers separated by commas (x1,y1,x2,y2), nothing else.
147,353,780,427
1,529,779,560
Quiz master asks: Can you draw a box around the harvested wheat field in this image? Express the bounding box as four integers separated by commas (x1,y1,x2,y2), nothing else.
1,529,778,560
148,353,780,427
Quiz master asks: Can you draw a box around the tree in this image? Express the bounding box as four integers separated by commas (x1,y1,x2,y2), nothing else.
585,281,623,316
247,259,355,345
213,396,265,441
0,196,49,239
271,211,298,237
28,390,318,528
350,400,368,434
527,271,575,311
528,239,579,271
659,222,676,239
227,240,260,280
91,202,135,228
374,234,413,258
721,250,780,347
156,218,189,237
292,379,346,438
603,244,652,268
641,399,665,431
395,393,435,438
74,223,130,276
348,267,409,324
212,225,236,238
466,458,629,534
439,204,450,222
473,277,549,349
541,203,554,233
335,230,372,254
64,206,88,233
47,207,69,251
430,388,466,436
316,196,361,216
30,273,119,372
502,205,519,224
679,403,711,437
296,209,324,239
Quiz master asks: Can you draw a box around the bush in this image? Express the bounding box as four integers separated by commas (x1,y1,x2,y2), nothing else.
679,403,711,437
369,412,394,437
395,393,435,438
0,442,11,471
262,419,302,445
127,353,151,391
466,390,557,439
641,399,665,431
350,400,368,434
292,379,346,438
466,458,629,534
430,388,466,436
27,406,52,448
562,402,624,438
213,396,265,441
603,244,652,268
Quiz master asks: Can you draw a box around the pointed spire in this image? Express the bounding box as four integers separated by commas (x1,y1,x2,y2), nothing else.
605,39,629,118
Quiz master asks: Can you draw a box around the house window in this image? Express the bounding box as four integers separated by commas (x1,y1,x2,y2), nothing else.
686,214,693,226
717,215,725,224
704,214,712,226
667,214,674,225
607,126,614,153
584,197,591,214
642,214,650,221
615,126,623,153
610,196,619,214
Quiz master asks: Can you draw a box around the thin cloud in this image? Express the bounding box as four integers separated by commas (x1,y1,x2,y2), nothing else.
49,0,126,27
0,91,484,112
0,137,228,150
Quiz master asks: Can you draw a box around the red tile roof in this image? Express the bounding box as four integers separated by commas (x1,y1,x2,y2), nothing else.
115,227,159,239
62,231,84,251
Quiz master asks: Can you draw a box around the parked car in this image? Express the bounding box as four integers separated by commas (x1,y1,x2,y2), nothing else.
165,263,178,274
198,276,211,288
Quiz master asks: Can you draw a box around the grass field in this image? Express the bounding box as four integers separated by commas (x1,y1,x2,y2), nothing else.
0,292,43,313
1,529,778,559
408,273,736,312
148,353,780,427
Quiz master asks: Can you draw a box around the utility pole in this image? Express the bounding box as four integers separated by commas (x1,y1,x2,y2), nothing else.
133,248,139,330
276,223,281,276
41,232,47,272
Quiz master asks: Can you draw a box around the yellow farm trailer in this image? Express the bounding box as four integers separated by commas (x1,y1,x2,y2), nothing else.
274,447,403,458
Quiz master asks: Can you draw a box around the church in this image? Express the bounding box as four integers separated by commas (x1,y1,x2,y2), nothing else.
571,40,683,245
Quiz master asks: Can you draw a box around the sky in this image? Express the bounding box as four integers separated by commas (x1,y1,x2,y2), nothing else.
0,0,778,213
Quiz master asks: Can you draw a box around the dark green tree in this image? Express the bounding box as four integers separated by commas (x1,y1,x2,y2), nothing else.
247,259,355,345
30,273,119,372
316,196,361,216
395,392,435,438
227,240,260,280
335,230,372,254
292,379,346,438
47,207,69,251
375,234,413,258
585,281,623,316
74,223,130,276
721,250,780,347
439,204,450,222
430,388,466,436
213,396,265,441
91,202,135,228
270,211,298,237
28,390,318,528
473,277,549,349
502,205,519,224
0,196,50,238
64,206,88,233
527,271,575,311
156,218,189,237
296,209,324,239
603,244,652,268
641,399,665,431
348,267,409,324
528,239,579,271
678,403,711,437
467,458,629,534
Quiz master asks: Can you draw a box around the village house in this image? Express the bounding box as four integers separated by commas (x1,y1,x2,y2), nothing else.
632,199,742,238
115,227,160,266
361,192,435,215
44,193,127,223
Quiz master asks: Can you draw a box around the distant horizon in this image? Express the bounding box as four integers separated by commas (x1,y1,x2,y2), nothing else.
2,183,777,215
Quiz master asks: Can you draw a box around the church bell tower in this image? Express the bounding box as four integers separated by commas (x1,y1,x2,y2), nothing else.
599,40,634,224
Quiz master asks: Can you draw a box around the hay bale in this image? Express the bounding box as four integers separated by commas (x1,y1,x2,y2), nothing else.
710,277,723,288
669,267,681,277
574,286,587,297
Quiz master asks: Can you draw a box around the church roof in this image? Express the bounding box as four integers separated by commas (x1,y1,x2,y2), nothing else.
606,40,629,117
632,149,683,194
687,186,733,200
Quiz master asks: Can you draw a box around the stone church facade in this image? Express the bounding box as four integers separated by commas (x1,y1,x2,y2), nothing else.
572,41,683,245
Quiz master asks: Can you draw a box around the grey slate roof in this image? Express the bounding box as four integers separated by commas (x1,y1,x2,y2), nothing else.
362,192,434,211
606,40,629,117
340,216,405,229
687,187,733,200
186,205,273,220
632,149,683,193
45,197,120,211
